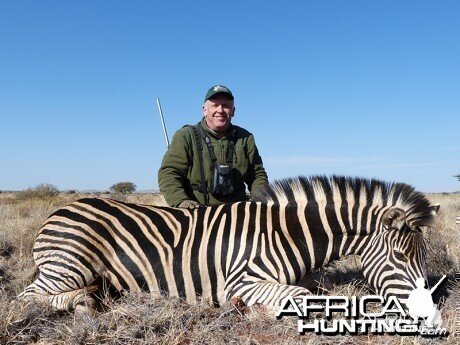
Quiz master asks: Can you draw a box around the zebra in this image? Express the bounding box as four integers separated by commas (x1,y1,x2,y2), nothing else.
18,176,440,315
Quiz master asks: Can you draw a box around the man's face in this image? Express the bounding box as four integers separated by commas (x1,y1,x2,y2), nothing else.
202,94,235,133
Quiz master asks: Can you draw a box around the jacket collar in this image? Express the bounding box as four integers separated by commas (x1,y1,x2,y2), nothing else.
201,118,236,139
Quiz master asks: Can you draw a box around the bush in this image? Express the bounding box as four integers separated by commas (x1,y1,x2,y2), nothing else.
109,182,136,195
15,184,59,202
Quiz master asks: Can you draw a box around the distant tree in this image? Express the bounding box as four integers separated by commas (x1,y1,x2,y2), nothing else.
110,182,136,194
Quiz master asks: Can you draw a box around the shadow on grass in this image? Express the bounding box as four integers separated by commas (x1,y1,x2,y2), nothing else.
299,263,455,308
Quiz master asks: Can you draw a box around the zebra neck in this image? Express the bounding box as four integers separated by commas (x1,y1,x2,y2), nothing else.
281,202,382,272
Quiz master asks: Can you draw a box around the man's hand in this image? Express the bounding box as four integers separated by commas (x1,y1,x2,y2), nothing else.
178,200,202,209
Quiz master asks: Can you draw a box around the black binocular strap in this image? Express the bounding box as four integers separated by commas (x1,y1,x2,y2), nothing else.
193,122,237,204
191,125,210,206
197,123,218,165
227,137,235,164
197,122,235,166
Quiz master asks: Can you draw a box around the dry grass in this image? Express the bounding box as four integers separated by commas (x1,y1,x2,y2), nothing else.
0,192,459,344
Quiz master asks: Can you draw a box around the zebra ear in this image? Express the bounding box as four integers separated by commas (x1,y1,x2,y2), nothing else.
428,203,440,216
382,207,407,230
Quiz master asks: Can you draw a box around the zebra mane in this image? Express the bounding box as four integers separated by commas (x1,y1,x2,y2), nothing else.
252,175,435,227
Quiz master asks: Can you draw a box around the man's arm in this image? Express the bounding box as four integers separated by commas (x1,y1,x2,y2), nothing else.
158,127,194,207
246,134,268,195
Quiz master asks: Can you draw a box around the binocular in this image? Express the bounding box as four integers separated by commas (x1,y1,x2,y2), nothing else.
211,164,235,196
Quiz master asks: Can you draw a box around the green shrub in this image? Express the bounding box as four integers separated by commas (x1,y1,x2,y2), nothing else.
16,184,59,202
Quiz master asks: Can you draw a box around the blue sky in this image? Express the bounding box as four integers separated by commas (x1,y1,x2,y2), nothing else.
1,1,459,192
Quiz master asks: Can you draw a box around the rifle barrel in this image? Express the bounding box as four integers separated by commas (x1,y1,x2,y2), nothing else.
156,98,170,149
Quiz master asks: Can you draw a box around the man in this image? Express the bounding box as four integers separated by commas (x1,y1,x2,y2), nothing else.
158,85,268,208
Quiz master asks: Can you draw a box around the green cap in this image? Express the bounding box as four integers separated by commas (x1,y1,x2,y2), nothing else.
204,85,234,102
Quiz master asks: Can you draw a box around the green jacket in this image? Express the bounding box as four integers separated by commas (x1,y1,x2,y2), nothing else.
158,118,268,207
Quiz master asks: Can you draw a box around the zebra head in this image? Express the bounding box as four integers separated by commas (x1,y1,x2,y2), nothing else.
360,204,440,305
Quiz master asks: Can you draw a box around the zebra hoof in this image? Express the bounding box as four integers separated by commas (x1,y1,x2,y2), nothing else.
242,303,279,317
74,297,97,318
230,296,246,310
220,296,247,316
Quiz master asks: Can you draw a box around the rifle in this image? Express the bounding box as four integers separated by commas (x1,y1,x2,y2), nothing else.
156,98,170,149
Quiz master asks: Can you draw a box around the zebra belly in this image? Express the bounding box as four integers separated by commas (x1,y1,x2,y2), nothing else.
33,225,227,305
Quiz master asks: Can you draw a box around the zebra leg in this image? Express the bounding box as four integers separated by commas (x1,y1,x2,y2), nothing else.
225,278,312,313
18,271,98,315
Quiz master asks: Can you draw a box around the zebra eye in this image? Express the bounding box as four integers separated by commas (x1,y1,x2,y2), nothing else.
394,251,407,262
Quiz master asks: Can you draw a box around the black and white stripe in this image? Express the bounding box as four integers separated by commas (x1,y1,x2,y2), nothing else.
19,176,438,312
